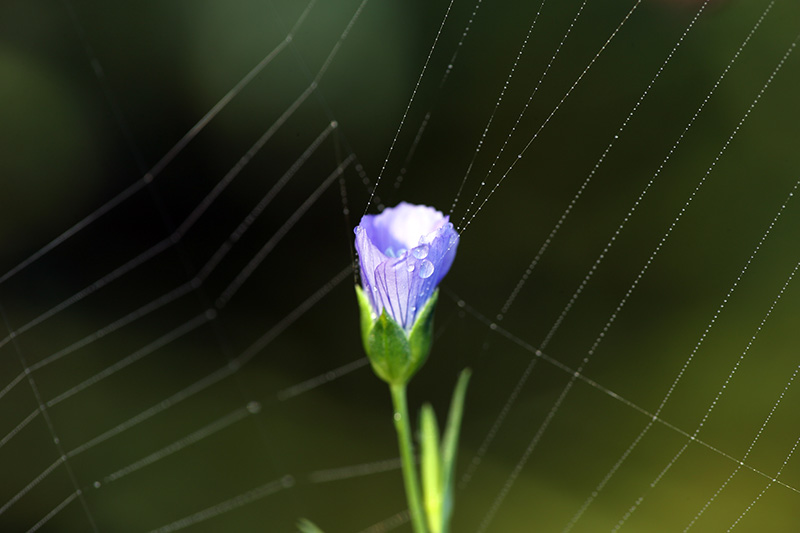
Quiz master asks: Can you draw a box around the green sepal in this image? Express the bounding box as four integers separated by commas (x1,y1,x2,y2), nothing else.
355,286,439,386
355,285,375,355
407,289,438,380
367,309,413,384
420,404,443,533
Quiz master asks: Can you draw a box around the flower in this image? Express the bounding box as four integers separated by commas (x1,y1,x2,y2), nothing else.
354,202,459,385
354,202,459,329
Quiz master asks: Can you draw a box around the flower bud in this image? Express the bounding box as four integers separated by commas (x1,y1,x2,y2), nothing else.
354,202,459,384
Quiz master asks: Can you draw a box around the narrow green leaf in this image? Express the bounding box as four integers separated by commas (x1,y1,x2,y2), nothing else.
439,369,472,531
420,403,443,533
297,518,325,533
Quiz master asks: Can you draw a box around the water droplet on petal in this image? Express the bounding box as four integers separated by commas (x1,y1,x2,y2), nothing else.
412,244,429,259
419,260,434,279
406,263,415,273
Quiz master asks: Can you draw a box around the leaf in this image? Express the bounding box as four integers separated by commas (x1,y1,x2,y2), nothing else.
367,309,412,384
355,285,375,354
439,369,472,531
356,286,439,385
420,403,443,533
407,289,438,379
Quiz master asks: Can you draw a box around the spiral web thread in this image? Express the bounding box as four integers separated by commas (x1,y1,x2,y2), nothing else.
1,0,798,531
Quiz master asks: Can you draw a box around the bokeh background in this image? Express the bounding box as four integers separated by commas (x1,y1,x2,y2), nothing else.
1,0,799,531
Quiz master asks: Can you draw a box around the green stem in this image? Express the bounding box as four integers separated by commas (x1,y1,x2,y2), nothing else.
390,383,428,533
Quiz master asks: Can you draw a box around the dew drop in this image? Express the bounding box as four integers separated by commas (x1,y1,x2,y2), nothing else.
418,260,434,279
406,263,415,273
412,244,429,259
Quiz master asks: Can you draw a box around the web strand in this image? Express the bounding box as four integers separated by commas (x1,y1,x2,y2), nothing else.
0,304,97,529
0,125,344,399
727,432,800,531
683,363,800,530
565,177,799,533
612,256,800,530
450,294,800,496
147,476,295,533
460,0,713,492
612,259,800,530
0,265,350,520
25,490,81,533
3,1,800,530
477,28,799,531
363,0,456,216
495,0,714,322
458,0,645,238
0,1,314,286
216,156,355,308
449,0,549,222
357,511,410,533
390,0,486,202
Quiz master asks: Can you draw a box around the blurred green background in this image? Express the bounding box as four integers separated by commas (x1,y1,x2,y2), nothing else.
1,0,799,531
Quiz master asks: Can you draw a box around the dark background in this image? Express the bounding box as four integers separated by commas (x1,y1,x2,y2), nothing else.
1,0,799,531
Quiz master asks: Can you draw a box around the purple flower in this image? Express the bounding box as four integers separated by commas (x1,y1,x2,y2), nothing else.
355,202,459,330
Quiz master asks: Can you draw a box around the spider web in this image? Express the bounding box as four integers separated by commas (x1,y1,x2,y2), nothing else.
1,0,799,531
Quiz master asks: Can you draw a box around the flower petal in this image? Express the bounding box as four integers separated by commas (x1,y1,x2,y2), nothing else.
354,225,386,315
355,203,459,329
374,257,424,330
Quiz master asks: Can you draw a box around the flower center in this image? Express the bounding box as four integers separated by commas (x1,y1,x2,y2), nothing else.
384,246,407,258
